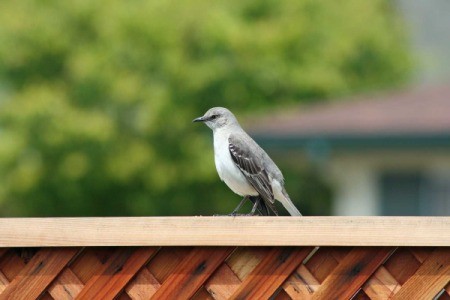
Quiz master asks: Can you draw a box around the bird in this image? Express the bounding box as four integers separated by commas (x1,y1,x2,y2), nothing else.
193,107,302,216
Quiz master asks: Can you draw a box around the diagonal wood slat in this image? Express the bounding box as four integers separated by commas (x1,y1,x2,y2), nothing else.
48,268,84,300
0,250,7,261
125,267,161,299
0,250,27,282
311,247,395,300
384,247,423,285
231,247,314,299
69,248,105,285
274,289,293,300
283,264,321,298
0,245,448,299
204,263,241,299
146,246,192,283
151,247,234,299
226,247,267,281
0,272,9,294
362,266,401,299
191,286,215,300
0,248,79,300
76,247,157,300
203,247,269,299
392,248,450,300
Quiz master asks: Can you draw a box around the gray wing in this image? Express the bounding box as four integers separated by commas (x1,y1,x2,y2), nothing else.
228,134,278,214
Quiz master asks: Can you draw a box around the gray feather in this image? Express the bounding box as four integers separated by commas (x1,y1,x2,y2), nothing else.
228,134,278,215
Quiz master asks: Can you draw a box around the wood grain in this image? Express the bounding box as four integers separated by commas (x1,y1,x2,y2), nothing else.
384,247,422,285
231,247,314,299
76,247,157,299
0,272,9,294
226,247,267,280
204,264,242,299
151,247,233,299
312,247,395,300
0,217,449,246
0,250,6,260
0,246,448,299
48,268,84,300
0,248,79,300
125,268,161,299
146,247,192,283
283,264,321,298
392,248,450,299
362,266,401,299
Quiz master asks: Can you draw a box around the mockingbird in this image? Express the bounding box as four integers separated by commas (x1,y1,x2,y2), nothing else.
193,107,301,216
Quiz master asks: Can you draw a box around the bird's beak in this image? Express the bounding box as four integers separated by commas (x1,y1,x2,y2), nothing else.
193,116,207,123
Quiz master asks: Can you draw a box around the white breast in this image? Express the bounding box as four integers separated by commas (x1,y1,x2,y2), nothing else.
213,130,258,196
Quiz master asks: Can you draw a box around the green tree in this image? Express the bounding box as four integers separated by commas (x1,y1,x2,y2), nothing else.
0,0,410,216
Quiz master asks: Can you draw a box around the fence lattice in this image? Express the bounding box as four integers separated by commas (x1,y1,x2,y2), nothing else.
0,246,448,299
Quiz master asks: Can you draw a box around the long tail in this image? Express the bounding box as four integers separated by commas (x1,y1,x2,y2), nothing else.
281,189,302,216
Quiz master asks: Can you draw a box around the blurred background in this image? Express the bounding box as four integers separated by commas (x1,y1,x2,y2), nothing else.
0,0,448,217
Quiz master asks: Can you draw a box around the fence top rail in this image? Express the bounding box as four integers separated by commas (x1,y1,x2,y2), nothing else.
0,216,448,247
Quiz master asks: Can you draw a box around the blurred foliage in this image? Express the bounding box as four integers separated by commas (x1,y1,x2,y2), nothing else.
0,0,411,216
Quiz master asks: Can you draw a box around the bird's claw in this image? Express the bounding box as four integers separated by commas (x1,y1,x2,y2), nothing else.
230,212,257,216
212,213,251,217
228,211,239,216
212,213,244,217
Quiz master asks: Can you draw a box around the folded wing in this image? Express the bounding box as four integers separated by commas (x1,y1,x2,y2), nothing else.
228,134,278,215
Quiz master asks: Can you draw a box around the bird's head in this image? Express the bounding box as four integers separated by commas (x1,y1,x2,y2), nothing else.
193,107,238,130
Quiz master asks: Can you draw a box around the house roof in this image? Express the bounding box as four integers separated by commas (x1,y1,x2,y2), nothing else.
249,84,450,149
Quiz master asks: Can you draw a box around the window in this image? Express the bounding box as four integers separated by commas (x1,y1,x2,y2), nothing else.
380,171,450,216
380,172,423,216
424,175,450,215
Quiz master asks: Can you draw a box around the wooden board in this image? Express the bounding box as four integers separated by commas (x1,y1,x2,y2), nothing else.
0,217,449,246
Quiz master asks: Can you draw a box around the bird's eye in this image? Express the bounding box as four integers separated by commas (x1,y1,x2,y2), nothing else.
210,114,218,120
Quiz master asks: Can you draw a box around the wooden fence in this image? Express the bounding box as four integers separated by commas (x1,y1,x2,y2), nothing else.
0,217,449,299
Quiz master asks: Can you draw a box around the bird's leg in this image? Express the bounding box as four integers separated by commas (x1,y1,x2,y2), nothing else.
228,195,249,216
247,197,260,216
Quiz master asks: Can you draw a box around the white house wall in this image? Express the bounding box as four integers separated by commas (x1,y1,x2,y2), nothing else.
328,150,450,216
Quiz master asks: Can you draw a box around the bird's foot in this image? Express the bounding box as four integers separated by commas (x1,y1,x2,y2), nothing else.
228,212,258,216
212,213,245,217
245,212,259,216
228,210,243,216
229,213,248,216
212,212,249,217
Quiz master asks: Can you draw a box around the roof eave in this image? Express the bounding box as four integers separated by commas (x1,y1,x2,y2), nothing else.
252,132,450,151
